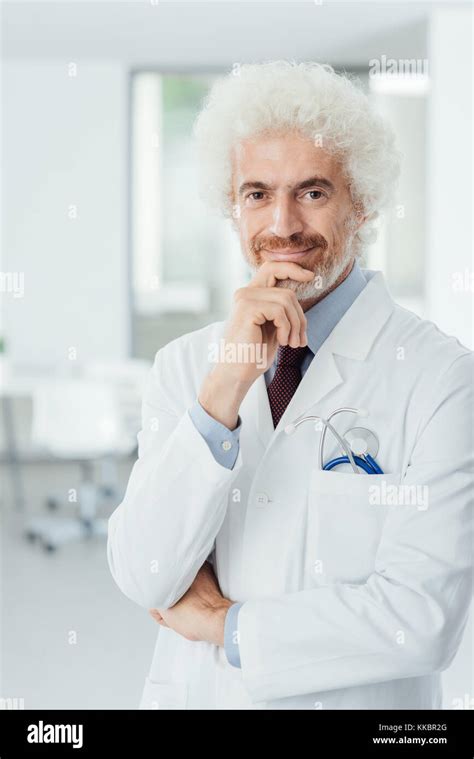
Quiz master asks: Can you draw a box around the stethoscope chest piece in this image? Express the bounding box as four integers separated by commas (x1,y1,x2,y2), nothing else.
344,427,379,459
285,407,384,474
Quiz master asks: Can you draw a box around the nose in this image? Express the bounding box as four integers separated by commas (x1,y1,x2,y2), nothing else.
268,195,304,238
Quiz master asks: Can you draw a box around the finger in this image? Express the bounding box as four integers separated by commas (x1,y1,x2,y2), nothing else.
294,294,308,346
149,609,163,622
248,261,315,289
271,289,307,347
278,291,306,348
246,289,307,347
248,298,293,347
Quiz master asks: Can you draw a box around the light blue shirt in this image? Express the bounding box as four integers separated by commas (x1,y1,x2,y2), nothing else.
188,261,368,668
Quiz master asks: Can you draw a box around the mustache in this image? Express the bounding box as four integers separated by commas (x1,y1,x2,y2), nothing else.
250,233,328,254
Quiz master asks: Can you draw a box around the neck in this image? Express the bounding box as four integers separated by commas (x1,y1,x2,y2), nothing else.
299,258,355,312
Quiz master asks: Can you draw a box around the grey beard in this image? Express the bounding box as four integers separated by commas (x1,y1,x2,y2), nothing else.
273,235,356,302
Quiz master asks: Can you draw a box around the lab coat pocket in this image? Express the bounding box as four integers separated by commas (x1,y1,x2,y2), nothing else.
306,469,401,585
138,677,188,710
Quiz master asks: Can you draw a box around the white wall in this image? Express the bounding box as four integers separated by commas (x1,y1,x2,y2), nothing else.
426,6,473,349
2,61,129,367
423,6,474,708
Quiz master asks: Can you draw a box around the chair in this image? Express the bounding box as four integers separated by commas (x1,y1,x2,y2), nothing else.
25,378,137,551
83,359,151,441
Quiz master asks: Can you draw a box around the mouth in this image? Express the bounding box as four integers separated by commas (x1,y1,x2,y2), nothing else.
263,246,315,262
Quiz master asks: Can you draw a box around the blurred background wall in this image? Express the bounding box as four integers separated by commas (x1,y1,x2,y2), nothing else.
0,0,472,710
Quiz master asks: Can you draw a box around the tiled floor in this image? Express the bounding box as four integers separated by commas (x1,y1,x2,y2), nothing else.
1,460,157,710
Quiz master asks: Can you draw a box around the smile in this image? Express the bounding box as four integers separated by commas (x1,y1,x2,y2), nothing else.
263,246,314,261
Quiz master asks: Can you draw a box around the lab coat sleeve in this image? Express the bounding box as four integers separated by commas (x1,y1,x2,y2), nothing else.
188,398,242,469
237,352,474,703
106,342,243,611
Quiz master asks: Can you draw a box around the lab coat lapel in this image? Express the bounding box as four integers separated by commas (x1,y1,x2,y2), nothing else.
240,368,274,450
243,271,394,450
243,345,343,451
275,347,343,434
241,335,343,451
275,271,394,433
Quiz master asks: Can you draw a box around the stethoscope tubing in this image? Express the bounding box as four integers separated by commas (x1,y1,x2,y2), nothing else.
323,453,384,475
318,406,361,472
286,408,384,475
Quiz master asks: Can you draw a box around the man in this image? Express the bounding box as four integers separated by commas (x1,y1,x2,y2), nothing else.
107,61,472,710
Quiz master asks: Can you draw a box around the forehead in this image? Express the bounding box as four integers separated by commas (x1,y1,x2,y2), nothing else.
231,131,343,186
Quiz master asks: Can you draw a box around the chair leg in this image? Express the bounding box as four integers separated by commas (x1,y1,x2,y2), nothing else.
24,515,88,551
78,461,97,529
24,459,105,551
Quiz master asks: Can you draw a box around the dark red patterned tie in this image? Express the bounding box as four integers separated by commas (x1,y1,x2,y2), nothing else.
267,345,309,428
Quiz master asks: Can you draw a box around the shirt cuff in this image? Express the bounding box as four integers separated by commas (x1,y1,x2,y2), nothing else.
224,602,243,668
188,399,242,470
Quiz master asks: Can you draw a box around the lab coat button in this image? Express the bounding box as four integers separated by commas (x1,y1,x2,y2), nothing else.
221,440,232,452
255,492,269,507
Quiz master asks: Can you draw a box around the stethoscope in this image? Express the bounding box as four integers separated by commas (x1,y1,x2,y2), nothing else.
284,407,383,475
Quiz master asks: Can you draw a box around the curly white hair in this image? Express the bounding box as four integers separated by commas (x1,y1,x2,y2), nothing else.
193,60,402,254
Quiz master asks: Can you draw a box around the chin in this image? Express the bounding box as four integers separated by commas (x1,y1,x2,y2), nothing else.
277,268,334,300
276,278,322,301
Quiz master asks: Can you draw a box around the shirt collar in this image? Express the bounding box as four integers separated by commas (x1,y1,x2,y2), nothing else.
305,259,368,357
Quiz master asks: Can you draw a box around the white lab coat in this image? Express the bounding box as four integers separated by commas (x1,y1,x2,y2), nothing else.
107,271,473,710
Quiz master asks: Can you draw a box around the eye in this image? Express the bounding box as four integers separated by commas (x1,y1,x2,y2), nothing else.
247,191,266,201
304,190,324,200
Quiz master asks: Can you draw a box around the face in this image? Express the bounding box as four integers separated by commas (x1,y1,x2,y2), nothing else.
231,130,364,303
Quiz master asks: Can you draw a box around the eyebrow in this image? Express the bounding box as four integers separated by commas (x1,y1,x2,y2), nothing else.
238,175,335,196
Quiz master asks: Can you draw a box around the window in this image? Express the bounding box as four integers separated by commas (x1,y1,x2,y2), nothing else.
367,72,429,317
131,71,243,321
